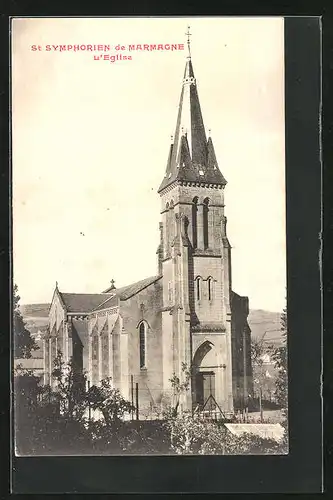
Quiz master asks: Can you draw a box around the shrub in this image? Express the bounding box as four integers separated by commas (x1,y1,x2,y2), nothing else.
164,411,287,455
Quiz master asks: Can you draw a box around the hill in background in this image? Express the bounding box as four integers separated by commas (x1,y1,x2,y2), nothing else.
20,303,50,318
19,303,50,358
247,309,282,346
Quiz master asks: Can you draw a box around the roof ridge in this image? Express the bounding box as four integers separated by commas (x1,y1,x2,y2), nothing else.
60,292,115,314
102,274,161,294
92,293,117,312
119,276,162,300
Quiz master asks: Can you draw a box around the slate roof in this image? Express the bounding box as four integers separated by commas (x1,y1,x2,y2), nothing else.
92,294,119,311
103,275,162,300
59,292,114,313
57,276,160,315
158,56,227,193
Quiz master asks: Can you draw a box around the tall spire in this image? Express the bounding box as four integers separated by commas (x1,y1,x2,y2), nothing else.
158,28,227,193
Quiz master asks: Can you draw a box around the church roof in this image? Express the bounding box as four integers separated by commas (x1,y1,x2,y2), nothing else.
59,292,114,313
103,275,162,300
158,54,227,193
92,294,118,311
57,277,161,315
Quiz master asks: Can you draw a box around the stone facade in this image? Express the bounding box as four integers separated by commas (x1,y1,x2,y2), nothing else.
44,50,252,416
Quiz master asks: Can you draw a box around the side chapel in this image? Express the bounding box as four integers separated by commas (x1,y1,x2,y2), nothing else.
44,32,253,416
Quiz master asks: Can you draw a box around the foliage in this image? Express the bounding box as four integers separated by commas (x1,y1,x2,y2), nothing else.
13,284,38,358
164,411,286,455
271,307,288,411
15,354,137,454
168,362,191,416
14,366,42,425
85,419,124,453
15,352,288,456
224,430,287,455
14,361,89,454
50,351,88,421
250,337,276,412
163,411,199,454
251,338,274,378
87,377,134,425
251,338,274,367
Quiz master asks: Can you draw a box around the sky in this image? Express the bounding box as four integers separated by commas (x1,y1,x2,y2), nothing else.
12,17,286,312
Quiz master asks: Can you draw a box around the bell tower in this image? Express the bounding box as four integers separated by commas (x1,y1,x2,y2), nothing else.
158,28,235,413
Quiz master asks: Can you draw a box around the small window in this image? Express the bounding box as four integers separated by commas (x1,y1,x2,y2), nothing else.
168,281,173,303
192,197,198,248
139,322,146,369
196,277,202,301
203,198,209,249
165,203,170,252
208,277,213,301
169,201,175,244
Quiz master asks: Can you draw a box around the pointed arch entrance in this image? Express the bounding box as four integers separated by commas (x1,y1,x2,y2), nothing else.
192,341,218,411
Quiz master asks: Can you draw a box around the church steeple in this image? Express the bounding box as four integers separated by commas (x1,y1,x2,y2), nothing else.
158,28,227,193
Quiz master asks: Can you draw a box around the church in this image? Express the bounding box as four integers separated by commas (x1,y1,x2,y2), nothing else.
43,35,253,417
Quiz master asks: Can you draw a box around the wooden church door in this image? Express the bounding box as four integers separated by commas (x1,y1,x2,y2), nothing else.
195,371,216,409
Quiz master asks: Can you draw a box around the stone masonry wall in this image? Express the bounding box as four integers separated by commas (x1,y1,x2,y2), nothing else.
119,279,163,417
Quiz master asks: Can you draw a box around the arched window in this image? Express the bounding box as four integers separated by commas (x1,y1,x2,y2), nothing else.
91,334,99,386
207,277,213,301
165,203,170,254
139,322,146,369
192,197,198,248
169,200,174,245
203,198,209,249
195,277,202,301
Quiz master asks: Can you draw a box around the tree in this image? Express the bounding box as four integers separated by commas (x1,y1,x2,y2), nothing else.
51,351,88,422
84,378,135,454
164,411,287,455
168,362,191,417
251,337,275,421
14,364,56,454
13,284,38,358
87,377,134,425
271,307,288,411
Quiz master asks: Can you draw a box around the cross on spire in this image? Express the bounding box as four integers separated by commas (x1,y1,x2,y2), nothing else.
110,279,116,290
185,25,192,58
